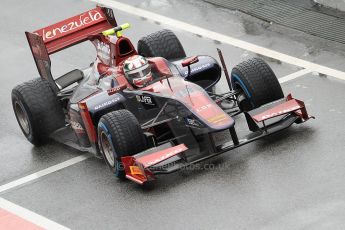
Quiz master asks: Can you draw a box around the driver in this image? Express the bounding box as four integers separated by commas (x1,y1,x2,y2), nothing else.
123,55,153,88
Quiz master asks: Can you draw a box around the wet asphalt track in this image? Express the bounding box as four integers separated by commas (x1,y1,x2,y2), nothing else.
1,0,345,229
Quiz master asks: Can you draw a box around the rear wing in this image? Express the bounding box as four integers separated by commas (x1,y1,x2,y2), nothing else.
25,6,117,92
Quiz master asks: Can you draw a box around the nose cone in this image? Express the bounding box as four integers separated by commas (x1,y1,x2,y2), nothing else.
188,92,235,130
142,76,235,130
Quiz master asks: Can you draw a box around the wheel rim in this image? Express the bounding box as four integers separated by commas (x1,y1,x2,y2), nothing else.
14,101,30,135
234,82,253,111
100,131,115,167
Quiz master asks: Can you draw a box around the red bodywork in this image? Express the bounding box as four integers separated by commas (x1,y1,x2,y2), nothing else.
32,7,116,54
122,144,188,184
182,56,199,67
78,102,98,143
25,7,136,85
137,144,188,168
252,94,314,123
25,7,117,90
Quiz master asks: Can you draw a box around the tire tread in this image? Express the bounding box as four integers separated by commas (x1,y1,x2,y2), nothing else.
100,110,147,157
138,29,186,60
12,78,65,145
231,58,284,108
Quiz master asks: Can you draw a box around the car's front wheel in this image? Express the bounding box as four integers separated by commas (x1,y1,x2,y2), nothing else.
138,29,186,61
98,110,147,179
231,58,284,111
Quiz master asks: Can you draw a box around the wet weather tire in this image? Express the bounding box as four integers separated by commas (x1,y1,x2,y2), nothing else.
98,110,147,180
138,29,186,61
11,78,65,146
231,58,284,110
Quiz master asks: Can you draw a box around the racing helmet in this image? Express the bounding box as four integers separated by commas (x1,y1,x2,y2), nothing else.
123,55,153,88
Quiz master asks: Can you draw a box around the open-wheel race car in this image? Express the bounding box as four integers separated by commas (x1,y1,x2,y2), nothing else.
12,7,314,186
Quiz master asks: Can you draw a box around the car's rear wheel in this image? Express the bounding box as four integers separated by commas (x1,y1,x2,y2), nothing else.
138,29,186,61
11,78,65,146
231,58,284,111
98,110,147,179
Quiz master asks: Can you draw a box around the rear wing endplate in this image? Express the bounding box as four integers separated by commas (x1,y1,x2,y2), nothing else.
25,6,116,92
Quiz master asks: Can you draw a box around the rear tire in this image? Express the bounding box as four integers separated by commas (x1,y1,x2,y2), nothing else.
11,78,65,146
231,58,284,110
138,29,186,61
98,110,147,179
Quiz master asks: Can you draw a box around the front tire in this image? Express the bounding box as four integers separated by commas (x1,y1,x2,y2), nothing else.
138,29,186,61
98,110,147,179
231,58,284,111
11,78,65,146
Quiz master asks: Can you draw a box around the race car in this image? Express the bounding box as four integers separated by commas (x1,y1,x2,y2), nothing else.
12,6,314,186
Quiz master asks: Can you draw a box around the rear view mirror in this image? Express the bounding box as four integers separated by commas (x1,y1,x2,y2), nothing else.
182,56,199,67
107,82,127,95
55,69,84,90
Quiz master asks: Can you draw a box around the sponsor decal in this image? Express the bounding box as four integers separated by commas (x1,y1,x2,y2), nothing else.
145,147,185,167
136,95,156,107
37,10,104,42
184,63,211,76
107,85,125,95
70,120,84,132
94,97,121,110
130,166,143,175
261,106,300,120
195,104,212,113
185,117,202,128
207,114,227,123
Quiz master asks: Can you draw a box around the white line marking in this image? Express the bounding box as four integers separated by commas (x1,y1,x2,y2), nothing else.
279,69,312,83
0,197,70,229
92,0,345,82
0,154,90,194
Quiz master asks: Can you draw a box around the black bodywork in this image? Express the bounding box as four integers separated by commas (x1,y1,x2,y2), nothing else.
54,55,224,159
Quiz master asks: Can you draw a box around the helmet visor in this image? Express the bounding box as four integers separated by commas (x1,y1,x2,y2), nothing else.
127,65,151,79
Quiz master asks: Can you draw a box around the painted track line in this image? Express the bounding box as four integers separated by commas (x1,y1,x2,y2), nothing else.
92,0,345,82
0,197,70,229
0,154,90,194
279,69,312,83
